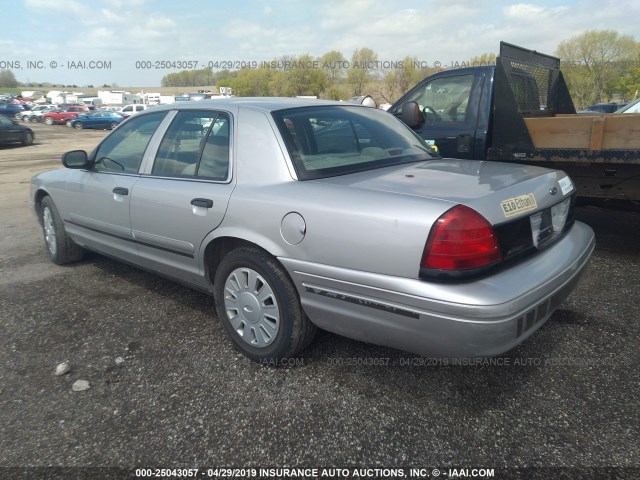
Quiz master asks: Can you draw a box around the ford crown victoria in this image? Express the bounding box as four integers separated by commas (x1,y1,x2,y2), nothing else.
30,98,594,362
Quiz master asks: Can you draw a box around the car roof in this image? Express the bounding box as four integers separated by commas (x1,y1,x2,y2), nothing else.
149,97,347,114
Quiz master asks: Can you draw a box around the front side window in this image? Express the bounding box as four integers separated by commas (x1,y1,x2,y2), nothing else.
152,111,230,180
93,111,166,173
403,75,474,123
273,106,433,180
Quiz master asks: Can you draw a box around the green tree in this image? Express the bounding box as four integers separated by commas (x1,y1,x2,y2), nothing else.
0,69,19,88
285,54,327,96
615,65,640,100
161,67,214,87
320,50,347,84
222,67,273,96
348,48,378,96
556,30,638,106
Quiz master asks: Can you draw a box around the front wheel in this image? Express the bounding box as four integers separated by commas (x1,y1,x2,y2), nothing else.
109,121,118,129
74,122,83,129
40,196,84,265
213,247,316,363
44,117,53,125
22,132,33,146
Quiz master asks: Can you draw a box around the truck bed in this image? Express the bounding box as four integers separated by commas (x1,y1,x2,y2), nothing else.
524,113,640,151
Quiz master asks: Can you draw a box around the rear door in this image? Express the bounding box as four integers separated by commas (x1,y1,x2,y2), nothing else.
130,110,235,284
390,71,482,159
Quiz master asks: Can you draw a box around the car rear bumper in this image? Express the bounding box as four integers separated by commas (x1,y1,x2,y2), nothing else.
281,221,595,357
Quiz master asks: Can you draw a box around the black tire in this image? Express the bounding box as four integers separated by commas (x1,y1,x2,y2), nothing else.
40,196,84,265
110,121,118,129
44,117,53,125
74,122,83,129
213,247,316,363
22,131,33,146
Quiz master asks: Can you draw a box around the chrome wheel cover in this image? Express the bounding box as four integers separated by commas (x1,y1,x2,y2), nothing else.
43,207,57,256
223,267,280,347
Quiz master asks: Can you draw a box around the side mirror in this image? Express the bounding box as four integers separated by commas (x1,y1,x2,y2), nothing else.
400,101,424,128
62,150,91,169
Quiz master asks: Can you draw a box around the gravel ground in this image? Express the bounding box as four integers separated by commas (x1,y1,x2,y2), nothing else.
0,124,638,479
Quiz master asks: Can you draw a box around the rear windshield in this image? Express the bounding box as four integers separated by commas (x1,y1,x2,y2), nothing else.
272,106,435,180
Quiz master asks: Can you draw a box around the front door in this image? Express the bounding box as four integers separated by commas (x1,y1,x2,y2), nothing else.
392,73,480,159
61,111,168,262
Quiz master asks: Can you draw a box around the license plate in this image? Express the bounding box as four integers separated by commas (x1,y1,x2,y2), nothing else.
530,198,571,248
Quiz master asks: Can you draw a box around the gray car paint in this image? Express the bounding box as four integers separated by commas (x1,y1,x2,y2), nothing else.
30,98,595,357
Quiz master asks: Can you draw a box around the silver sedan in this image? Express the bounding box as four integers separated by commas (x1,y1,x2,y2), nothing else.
30,98,594,362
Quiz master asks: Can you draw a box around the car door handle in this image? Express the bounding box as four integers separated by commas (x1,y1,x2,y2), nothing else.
113,187,129,195
191,198,213,208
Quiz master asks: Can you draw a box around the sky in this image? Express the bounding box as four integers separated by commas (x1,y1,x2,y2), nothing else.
1,0,639,88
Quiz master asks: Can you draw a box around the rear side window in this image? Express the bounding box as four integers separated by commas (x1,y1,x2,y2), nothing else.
152,111,230,181
93,111,167,173
273,106,432,180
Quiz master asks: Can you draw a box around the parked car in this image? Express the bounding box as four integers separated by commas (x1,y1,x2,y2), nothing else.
0,103,27,120
30,98,594,363
71,111,124,130
41,108,80,125
22,105,57,122
615,98,640,113
577,102,627,114
58,104,90,113
118,104,147,117
0,114,34,146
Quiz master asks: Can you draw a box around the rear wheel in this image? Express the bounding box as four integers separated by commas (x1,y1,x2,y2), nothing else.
213,247,316,363
110,121,118,129
40,196,84,265
74,122,84,129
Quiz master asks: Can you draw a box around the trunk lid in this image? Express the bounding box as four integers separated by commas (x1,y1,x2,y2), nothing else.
313,159,574,225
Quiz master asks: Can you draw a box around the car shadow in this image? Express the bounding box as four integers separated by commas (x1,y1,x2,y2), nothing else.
86,251,215,319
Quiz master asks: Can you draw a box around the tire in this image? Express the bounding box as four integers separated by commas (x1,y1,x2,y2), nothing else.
14,112,22,120
40,196,84,265
22,132,33,146
213,247,316,363
44,117,53,125
67,120,74,128
110,121,118,129
74,122,83,129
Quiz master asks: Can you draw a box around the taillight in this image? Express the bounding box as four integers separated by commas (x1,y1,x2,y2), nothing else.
421,205,502,270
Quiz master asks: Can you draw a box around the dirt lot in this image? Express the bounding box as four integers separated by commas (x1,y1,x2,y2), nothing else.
0,124,638,478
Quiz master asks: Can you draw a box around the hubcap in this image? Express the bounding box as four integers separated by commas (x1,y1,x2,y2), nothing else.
43,207,57,256
223,267,279,348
